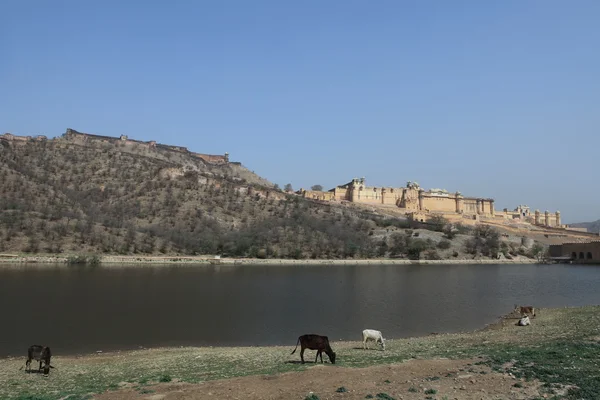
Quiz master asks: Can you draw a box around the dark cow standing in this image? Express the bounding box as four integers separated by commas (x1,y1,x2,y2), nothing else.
23,345,53,375
291,334,336,364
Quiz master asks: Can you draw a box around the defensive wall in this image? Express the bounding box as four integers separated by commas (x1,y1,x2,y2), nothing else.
0,133,47,145
565,227,590,233
1,129,230,166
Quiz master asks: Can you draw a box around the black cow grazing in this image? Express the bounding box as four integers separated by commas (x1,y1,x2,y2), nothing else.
291,334,336,364
23,345,53,375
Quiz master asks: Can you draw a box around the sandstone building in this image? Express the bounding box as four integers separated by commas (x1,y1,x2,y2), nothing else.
299,178,563,228
549,242,600,263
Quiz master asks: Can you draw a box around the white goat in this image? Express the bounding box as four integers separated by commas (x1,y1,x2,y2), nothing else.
362,329,386,350
518,315,531,326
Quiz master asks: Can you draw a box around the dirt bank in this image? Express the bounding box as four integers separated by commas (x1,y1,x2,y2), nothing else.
95,358,543,400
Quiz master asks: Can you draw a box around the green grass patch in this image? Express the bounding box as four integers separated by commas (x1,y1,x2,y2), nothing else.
482,341,600,399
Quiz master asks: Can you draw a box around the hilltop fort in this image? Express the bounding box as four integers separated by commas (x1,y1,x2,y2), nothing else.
298,177,569,231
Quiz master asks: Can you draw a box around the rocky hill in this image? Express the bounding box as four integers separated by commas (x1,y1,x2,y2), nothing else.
0,129,388,258
0,129,542,261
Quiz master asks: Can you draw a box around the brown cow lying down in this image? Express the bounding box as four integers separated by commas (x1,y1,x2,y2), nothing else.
291,334,336,364
515,305,536,318
20,345,53,375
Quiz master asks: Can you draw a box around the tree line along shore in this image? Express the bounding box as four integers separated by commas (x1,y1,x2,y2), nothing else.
0,253,537,266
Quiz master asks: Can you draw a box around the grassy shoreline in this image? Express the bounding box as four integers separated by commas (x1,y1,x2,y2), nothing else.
1,306,599,399
0,253,537,266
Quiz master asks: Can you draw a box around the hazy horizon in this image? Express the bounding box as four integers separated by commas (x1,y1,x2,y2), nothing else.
2,1,598,223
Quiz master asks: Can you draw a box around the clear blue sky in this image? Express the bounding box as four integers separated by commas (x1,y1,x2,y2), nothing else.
2,1,599,223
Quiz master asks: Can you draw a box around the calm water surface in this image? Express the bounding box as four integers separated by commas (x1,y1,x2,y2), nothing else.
1,263,599,356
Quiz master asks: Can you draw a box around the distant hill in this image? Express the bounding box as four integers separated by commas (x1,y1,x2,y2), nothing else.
569,220,600,234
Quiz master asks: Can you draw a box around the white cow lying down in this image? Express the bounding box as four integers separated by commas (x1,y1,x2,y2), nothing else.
362,329,386,350
518,315,531,326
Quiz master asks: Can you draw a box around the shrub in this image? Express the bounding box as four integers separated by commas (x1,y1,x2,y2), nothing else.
66,254,101,266
465,225,500,257
407,238,430,260
256,248,268,259
529,243,547,261
388,232,408,256
437,240,451,250
428,215,449,232
454,223,471,234
424,250,441,260
442,224,456,239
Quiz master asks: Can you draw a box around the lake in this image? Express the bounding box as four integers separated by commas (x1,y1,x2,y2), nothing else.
1,263,599,357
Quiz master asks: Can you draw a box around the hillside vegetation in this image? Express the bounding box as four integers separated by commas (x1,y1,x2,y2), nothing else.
0,133,541,261
0,134,379,258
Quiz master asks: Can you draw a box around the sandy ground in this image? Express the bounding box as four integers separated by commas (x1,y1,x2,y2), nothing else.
94,358,541,400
